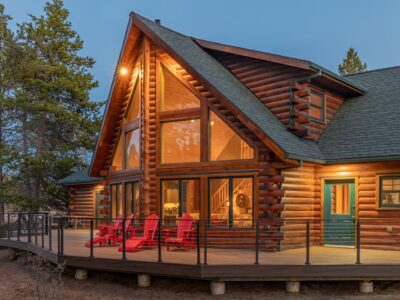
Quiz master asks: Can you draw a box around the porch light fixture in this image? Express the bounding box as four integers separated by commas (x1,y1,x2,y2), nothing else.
120,67,128,76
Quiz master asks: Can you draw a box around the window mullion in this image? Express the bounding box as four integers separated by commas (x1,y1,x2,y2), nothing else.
229,177,233,228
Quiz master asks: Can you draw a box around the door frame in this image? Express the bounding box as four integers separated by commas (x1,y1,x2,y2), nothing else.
320,176,358,245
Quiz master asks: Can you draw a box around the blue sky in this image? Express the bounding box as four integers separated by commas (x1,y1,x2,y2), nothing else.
3,0,400,103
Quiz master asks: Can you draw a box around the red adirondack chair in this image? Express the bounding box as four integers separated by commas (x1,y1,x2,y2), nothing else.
164,214,195,251
107,214,135,246
118,214,159,253
85,214,124,248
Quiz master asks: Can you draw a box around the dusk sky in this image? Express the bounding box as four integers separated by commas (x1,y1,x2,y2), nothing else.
3,0,400,103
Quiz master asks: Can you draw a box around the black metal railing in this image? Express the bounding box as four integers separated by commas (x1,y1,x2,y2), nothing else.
1,213,400,266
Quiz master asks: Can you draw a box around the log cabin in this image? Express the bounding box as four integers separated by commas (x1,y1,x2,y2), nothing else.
72,12,400,251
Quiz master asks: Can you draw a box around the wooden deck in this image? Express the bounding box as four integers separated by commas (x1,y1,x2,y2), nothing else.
2,229,400,281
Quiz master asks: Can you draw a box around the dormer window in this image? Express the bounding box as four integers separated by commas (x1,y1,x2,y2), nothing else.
309,90,325,123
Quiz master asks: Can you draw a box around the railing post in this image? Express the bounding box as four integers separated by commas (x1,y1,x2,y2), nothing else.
57,217,61,255
17,213,21,241
41,215,45,248
90,219,94,258
305,220,310,265
60,217,64,255
7,213,10,240
356,219,361,264
48,216,52,251
255,220,259,265
27,214,32,243
122,218,126,260
196,221,201,265
157,219,162,263
34,214,38,245
204,220,208,265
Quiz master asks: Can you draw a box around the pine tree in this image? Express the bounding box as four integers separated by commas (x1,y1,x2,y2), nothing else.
8,0,103,210
338,48,368,75
0,4,20,215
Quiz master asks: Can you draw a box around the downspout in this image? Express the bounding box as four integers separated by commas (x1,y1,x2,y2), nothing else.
288,70,322,131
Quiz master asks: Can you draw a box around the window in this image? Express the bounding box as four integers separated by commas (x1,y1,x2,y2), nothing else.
111,135,123,172
125,81,140,122
125,182,140,219
125,129,140,169
160,66,200,111
209,177,253,228
110,61,142,172
110,184,123,219
309,90,325,122
161,119,200,163
161,179,200,225
331,183,350,214
380,176,400,208
209,111,254,161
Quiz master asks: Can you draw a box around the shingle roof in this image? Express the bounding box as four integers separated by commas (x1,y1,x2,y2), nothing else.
58,167,102,185
319,66,400,163
128,14,400,164
136,14,325,162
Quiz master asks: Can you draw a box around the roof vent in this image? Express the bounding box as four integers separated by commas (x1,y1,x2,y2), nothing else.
155,19,161,24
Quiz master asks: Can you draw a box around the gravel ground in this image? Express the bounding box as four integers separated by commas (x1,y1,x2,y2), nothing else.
1,248,400,299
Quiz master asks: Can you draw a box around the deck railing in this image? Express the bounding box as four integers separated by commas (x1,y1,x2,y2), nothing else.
1,213,400,266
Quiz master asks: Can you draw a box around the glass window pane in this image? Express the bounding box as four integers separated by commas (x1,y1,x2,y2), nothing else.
310,106,322,120
162,180,180,225
381,177,400,207
134,182,140,219
181,179,200,219
331,184,350,214
209,178,230,227
125,183,133,217
111,184,123,219
111,185,117,219
161,119,200,163
161,66,200,111
232,178,253,227
209,111,254,161
125,129,140,169
310,92,323,106
125,80,140,122
111,134,123,172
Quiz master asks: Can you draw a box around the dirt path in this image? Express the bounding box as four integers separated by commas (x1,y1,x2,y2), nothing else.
1,249,400,299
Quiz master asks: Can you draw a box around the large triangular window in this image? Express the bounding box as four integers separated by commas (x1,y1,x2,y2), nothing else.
111,133,123,171
209,111,254,161
160,66,200,111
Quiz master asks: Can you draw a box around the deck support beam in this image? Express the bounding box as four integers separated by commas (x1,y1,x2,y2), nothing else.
138,274,151,288
359,281,373,293
286,281,300,293
74,269,88,280
210,281,225,295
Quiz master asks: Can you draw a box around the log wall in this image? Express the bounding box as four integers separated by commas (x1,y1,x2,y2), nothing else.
282,162,400,250
208,50,344,140
68,184,105,218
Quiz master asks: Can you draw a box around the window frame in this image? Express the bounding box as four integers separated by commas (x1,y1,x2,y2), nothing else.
110,183,122,219
309,89,326,123
378,175,400,209
208,176,254,228
159,178,201,222
156,59,257,167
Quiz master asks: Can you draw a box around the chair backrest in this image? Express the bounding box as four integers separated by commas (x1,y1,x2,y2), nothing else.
124,214,135,232
143,214,159,240
113,214,124,229
177,214,193,240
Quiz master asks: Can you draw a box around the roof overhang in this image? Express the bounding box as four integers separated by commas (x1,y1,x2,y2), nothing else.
195,38,366,97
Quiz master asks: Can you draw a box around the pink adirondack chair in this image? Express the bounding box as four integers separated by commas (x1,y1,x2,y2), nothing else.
107,214,135,246
164,214,195,251
85,214,124,248
118,214,159,252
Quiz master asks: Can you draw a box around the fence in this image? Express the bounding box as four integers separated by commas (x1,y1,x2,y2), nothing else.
1,213,400,266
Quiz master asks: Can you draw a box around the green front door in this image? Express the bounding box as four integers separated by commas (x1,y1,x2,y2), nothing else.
324,180,355,246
